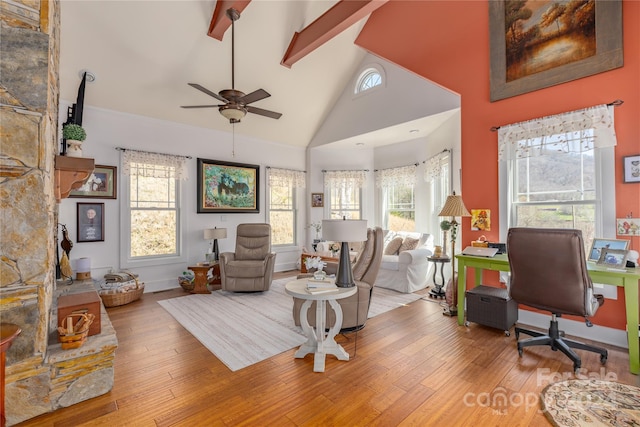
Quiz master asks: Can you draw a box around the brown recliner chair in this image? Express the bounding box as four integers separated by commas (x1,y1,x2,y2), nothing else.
292,227,383,332
219,223,276,292
507,227,608,373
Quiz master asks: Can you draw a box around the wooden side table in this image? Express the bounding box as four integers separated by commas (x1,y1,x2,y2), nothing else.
428,256,450,299
1,323,21,427
285,278,357,372
188,262,219,294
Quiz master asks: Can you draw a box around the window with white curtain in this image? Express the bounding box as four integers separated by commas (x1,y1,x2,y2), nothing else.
267,168,305,246
120,150,188,267
324,170,367,219
425,151,451,244
498,104,617,251
376,165,417,231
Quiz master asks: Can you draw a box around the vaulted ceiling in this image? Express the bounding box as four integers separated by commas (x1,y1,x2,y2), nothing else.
59,1,453,149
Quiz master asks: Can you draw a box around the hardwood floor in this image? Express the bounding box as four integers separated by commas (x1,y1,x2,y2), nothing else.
17,271,639,426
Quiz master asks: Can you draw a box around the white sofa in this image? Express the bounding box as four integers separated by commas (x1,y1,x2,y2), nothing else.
374,230,434,293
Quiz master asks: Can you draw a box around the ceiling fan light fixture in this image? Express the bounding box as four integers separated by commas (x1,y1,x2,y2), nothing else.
219,105,247,123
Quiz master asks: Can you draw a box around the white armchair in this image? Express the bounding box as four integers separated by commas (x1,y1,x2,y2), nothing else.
374,231,434,293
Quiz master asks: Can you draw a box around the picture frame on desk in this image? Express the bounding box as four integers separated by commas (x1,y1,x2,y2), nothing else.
588,238,629,262
597,249,628,269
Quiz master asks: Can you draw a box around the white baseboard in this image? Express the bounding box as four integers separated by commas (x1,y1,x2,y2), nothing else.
517,310,631,349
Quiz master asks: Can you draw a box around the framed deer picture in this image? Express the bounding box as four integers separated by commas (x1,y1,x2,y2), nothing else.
197,158,259,213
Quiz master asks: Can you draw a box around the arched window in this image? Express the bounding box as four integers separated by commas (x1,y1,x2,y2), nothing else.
355,67,383,94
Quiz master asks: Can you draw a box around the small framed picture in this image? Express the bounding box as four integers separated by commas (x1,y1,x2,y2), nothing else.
69,165,117,199
311,193,324,208
77,203,104,242
597,249,628,269
588,238,629,262
623,155,640,183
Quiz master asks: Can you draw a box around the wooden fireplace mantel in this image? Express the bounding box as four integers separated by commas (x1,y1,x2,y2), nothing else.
54,155,94,202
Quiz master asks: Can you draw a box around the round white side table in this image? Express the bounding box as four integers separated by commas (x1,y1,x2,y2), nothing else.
285,278,357,372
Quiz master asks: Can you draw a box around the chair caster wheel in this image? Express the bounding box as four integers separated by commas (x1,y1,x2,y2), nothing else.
464,321,469,327
505,331,510,337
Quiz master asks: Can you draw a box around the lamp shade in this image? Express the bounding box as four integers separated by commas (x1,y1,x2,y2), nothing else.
204,228,227,240
322,219,367,242
438,192,471,217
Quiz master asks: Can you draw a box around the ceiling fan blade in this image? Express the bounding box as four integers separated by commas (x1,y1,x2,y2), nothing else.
180,105,224,109
247,105,282,120
188,83,227,102
238,89,271,105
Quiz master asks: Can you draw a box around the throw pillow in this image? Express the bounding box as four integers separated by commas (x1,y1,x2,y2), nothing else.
384,236,404,255
399,236,420,253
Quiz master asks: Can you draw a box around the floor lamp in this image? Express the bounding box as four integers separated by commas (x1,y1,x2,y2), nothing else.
438,192,470,316
322,218,367,288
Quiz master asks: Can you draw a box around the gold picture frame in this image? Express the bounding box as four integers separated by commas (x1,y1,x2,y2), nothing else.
311,193,324,208
489,0,623,102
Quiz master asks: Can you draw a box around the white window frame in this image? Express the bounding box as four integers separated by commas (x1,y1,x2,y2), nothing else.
267,182,298,247
327,186,362,220
119,161,186,269
354,64,386,98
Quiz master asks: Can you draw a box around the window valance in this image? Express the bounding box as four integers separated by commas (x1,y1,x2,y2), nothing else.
121,149,189,180
267,167,306,188
375,165,416,188
323,170,368,189
498,104,616,162
424,151,450,182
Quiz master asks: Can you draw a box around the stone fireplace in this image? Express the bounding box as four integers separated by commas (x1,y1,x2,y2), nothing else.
1,1,116,424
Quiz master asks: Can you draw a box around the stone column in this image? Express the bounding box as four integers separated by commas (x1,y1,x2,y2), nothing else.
0,0,60,423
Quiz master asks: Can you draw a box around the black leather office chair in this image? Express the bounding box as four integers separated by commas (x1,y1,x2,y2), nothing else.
507,228,608,373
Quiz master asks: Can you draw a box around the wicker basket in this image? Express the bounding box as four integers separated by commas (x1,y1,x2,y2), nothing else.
100,282,144,307
58,313,94,349
179,277,195,292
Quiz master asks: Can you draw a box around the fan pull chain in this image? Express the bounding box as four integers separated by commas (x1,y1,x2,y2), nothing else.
232,123,236,158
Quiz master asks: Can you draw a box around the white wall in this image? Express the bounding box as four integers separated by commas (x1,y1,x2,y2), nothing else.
58,103,306,292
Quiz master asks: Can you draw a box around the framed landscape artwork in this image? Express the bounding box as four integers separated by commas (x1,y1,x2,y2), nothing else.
197,158,259,213
69,165,117,199
489,0,623,102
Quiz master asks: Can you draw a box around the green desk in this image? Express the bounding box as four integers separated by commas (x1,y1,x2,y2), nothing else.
456,253,640,375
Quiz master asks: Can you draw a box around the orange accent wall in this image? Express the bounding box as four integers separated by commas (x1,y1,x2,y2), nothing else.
356,0,639,330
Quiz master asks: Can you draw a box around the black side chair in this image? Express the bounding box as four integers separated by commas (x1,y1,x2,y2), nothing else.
507,228,608,373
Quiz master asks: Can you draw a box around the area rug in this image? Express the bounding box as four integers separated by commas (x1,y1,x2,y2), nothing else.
158,277,422,371
540,379,640,427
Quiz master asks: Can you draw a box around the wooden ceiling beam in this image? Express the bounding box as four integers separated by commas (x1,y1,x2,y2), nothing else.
208,0,252,41
280,0,388,68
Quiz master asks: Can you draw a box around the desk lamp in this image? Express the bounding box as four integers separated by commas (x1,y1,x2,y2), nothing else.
322,218,367,288
438,192,471,316
204,227,227,262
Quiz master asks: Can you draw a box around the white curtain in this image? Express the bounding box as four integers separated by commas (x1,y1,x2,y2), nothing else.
267,167,306,188
375,165,417,188
323,170,368,189
424,151,450,182
498,104,616,161
121,149,189,180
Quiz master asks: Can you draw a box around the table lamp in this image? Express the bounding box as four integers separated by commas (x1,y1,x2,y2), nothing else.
204,227,227,262
322,218,367,288
438,191,471,316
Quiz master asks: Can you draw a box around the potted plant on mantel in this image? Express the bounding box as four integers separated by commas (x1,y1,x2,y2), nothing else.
62,123,87,158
